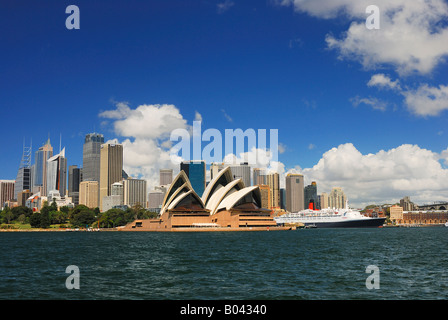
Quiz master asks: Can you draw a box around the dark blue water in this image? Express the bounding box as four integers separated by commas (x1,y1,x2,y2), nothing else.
1,228,447,300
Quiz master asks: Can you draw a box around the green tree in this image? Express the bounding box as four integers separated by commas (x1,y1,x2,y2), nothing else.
71,209,96,227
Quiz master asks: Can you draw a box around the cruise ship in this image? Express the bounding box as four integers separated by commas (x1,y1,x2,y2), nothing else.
275,203,386,228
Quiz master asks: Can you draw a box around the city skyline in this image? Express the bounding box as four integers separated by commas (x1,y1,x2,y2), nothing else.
1,1,448,208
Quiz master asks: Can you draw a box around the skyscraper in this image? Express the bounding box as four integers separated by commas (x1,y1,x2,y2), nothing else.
123,178,147,208
210,162,225,180
180,160,206,196
82,133,104,182
68,165,81,205
14,141,32,200
99,142,123,211
229,162,251,187
328,187,347,209
285,173,304,212
46,148,67,198
159,169,173,185
33,139,53,196
304,181,318,210
253,168,266,185
0,180,15,209
318,192,329,209
79,181,99,209
267,172,280,209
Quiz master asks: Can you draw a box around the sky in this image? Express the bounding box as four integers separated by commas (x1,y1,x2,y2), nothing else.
1,0,448,207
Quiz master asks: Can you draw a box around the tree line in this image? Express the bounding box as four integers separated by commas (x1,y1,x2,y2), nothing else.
0,200,157,229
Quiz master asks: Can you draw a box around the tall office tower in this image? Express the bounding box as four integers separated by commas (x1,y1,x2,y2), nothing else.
18,190,33,207
229,162,251,188
159,169,173,185
279,188,286,210
123,178,147,208
400,196,415,211
46,148,67,198
99,142,123,211
33,139,53,196
267,172,280,209
258,184,271,209
82,133,104,182
304,181,318,210
79,181,99,208
285,173,304,212
180,160,206,197
0,180,15,209
210,162,225,180
253,168,266,185
68,165,81,205
318,192,329,210
14,142,32,200
328,187,347,209
148,190,165,211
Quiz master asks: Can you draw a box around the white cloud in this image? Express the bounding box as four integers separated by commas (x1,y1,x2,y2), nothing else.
298,143,448,207
350,95,388,112
367,74,401,91
403,84,448,117
279,0,448,76
217,0,235,14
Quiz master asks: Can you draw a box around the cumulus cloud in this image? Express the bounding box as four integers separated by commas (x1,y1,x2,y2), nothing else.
367,74,401,91
297,143,448,207
217,0,235,14
403,84,448,117
350,95,388,112
277,0,448,75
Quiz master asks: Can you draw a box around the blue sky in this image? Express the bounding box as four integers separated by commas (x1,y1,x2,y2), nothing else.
1,0,448,206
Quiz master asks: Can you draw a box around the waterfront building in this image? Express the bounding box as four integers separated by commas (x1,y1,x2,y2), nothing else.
253,168,267,186
389,205,403,223
229,162,251,188
400,196,416,211
32,139,53,196
68,165,81,205
159,169,173,185
0,180,15,209
402,210,448,226
285,173,304,212
258,184,271,210
328,187,347,209
123,178,147,209
148,189,165,212
79,181,99,209
82,133,104,182
180,160,206,197
123,166,281,231
304,181,318,210
99,142,123,211
267,172,280,209
46,148,67,198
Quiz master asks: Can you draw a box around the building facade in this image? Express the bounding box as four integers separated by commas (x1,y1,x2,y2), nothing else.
328,187,346,209
229,162,251,188
180,160,206,197
253,168,266,186
32,139,53,196
82,133,104,182
79,181,99,209
46,148,67,198
123,178,147,208
285,173,304,212
0,180,15,209
99,142,123,211
267,172,280,209
159,169,173,186
68,165,81,205
304,181,318,210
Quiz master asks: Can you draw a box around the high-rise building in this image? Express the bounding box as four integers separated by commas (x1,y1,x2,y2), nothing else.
159,169,173,185
46,148,67,198
82,133,104,182
280,188,286,210
229,162,251,187
0,180,15,209
328,187,346,209
180,160,206,197
210,162,225,180
148,190,166,211
68,165,81,205
267,172,280,209
79,181,99,209
285,173,304,212
318,192,329,209
17,190,33,207
258,184,271,210
304,181,318,210
14,142,32,200
99,142,123,211
400,196,415,211
32,139,53,196
123,178,147,208
253,168,266,185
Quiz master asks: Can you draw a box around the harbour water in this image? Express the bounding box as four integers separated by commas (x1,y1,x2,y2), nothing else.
1,227,447,300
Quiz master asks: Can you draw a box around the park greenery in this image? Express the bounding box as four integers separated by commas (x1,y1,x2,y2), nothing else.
0,200,158,230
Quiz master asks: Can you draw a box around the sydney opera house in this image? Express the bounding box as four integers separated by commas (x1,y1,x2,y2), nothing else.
121,166,290,231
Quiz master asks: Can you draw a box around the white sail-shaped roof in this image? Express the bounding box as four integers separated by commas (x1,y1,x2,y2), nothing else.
215,186,261,212
160,171,192,215
167,189,205,211
206,179,245,215
201,166,235,206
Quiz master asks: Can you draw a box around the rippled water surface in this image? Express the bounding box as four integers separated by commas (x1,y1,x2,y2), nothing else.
1,228,447,299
